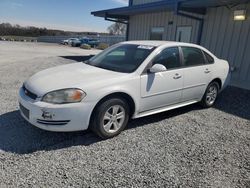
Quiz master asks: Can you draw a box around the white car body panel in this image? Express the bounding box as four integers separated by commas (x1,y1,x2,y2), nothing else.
19,41,230,132
19,89,94,131
24,63,127,97
140,69,183,111
182,65,212,102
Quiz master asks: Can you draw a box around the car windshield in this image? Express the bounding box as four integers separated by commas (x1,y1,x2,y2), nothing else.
85,44,156,73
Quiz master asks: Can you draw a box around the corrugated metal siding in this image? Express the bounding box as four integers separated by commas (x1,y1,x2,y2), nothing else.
129,11,200,43
201,4,250,89
133,0,162,5
128,3,250,89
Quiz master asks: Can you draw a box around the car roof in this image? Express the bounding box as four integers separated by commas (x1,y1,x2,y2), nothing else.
121,40,202,48
120,40,216,58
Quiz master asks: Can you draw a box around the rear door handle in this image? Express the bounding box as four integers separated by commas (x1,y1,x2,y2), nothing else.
205,69,211,74
173,74,182,79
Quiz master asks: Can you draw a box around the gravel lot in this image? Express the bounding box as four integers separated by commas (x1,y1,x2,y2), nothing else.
0,41,249,187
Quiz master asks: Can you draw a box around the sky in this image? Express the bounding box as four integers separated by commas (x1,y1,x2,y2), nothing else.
0,0,129,32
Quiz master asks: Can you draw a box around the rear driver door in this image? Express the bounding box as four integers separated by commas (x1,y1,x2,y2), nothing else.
181,47,212,102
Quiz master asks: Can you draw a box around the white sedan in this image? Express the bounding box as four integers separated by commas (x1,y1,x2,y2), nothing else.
19,41,230,138
61,38,78,45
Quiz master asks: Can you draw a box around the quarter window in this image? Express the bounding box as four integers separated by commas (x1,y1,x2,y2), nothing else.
153,47,181,69
203,51,214,64
182,47,206,67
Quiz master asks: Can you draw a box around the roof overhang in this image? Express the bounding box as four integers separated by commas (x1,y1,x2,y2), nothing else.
92,0,176,20
91,0,249,21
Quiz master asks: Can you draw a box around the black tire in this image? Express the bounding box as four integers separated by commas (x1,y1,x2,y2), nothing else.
90,98,130,139
200,82,219,108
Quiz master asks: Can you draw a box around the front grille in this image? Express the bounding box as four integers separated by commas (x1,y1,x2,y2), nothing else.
23,85,37,100
37,119,70,126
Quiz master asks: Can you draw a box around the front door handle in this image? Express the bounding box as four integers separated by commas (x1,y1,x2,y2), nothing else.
173,74,182,79
205,69,211,74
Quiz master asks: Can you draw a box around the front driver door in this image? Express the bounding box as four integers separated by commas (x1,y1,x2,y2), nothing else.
140,47,184,112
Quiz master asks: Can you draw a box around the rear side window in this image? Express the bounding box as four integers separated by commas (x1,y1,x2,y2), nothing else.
182,47,206,67
203,51,214,64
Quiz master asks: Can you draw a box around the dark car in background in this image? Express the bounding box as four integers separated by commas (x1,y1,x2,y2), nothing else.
71,37,100,47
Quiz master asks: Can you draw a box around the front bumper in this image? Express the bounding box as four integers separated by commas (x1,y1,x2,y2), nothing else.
18,88,95,132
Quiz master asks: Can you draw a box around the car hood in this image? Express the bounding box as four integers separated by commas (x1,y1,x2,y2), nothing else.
25,63,126,97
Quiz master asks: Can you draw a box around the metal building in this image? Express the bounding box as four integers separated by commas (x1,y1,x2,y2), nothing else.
92,0,250,90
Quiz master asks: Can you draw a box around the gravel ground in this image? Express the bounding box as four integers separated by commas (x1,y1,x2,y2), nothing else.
0,42,249,187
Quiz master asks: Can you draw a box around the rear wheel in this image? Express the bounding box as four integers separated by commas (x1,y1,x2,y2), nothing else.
90,98,130,139
200,82,219,108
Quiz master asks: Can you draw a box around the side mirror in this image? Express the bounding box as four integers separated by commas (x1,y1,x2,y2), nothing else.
149,64,167,73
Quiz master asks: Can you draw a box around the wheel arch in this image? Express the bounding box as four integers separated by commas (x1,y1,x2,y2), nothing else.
211,78,222,90
89,92,136,124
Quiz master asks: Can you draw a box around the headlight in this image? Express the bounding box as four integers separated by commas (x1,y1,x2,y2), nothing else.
42,89,86,104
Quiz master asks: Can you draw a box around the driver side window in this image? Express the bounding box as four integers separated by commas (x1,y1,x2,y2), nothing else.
153,47,181,70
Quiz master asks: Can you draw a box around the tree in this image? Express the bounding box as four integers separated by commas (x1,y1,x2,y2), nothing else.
107,22,126,35
0,22,108,37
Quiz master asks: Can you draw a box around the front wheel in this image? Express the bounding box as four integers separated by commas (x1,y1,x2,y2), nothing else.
90,98,130,139
200,82,219,108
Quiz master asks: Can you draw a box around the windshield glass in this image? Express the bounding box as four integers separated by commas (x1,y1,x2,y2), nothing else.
86,44,155,73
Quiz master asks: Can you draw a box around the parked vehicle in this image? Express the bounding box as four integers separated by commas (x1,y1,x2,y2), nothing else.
84,38,100,48
71,37,100,47
70,38,82,47
19,41,230,138
61,38,78,45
